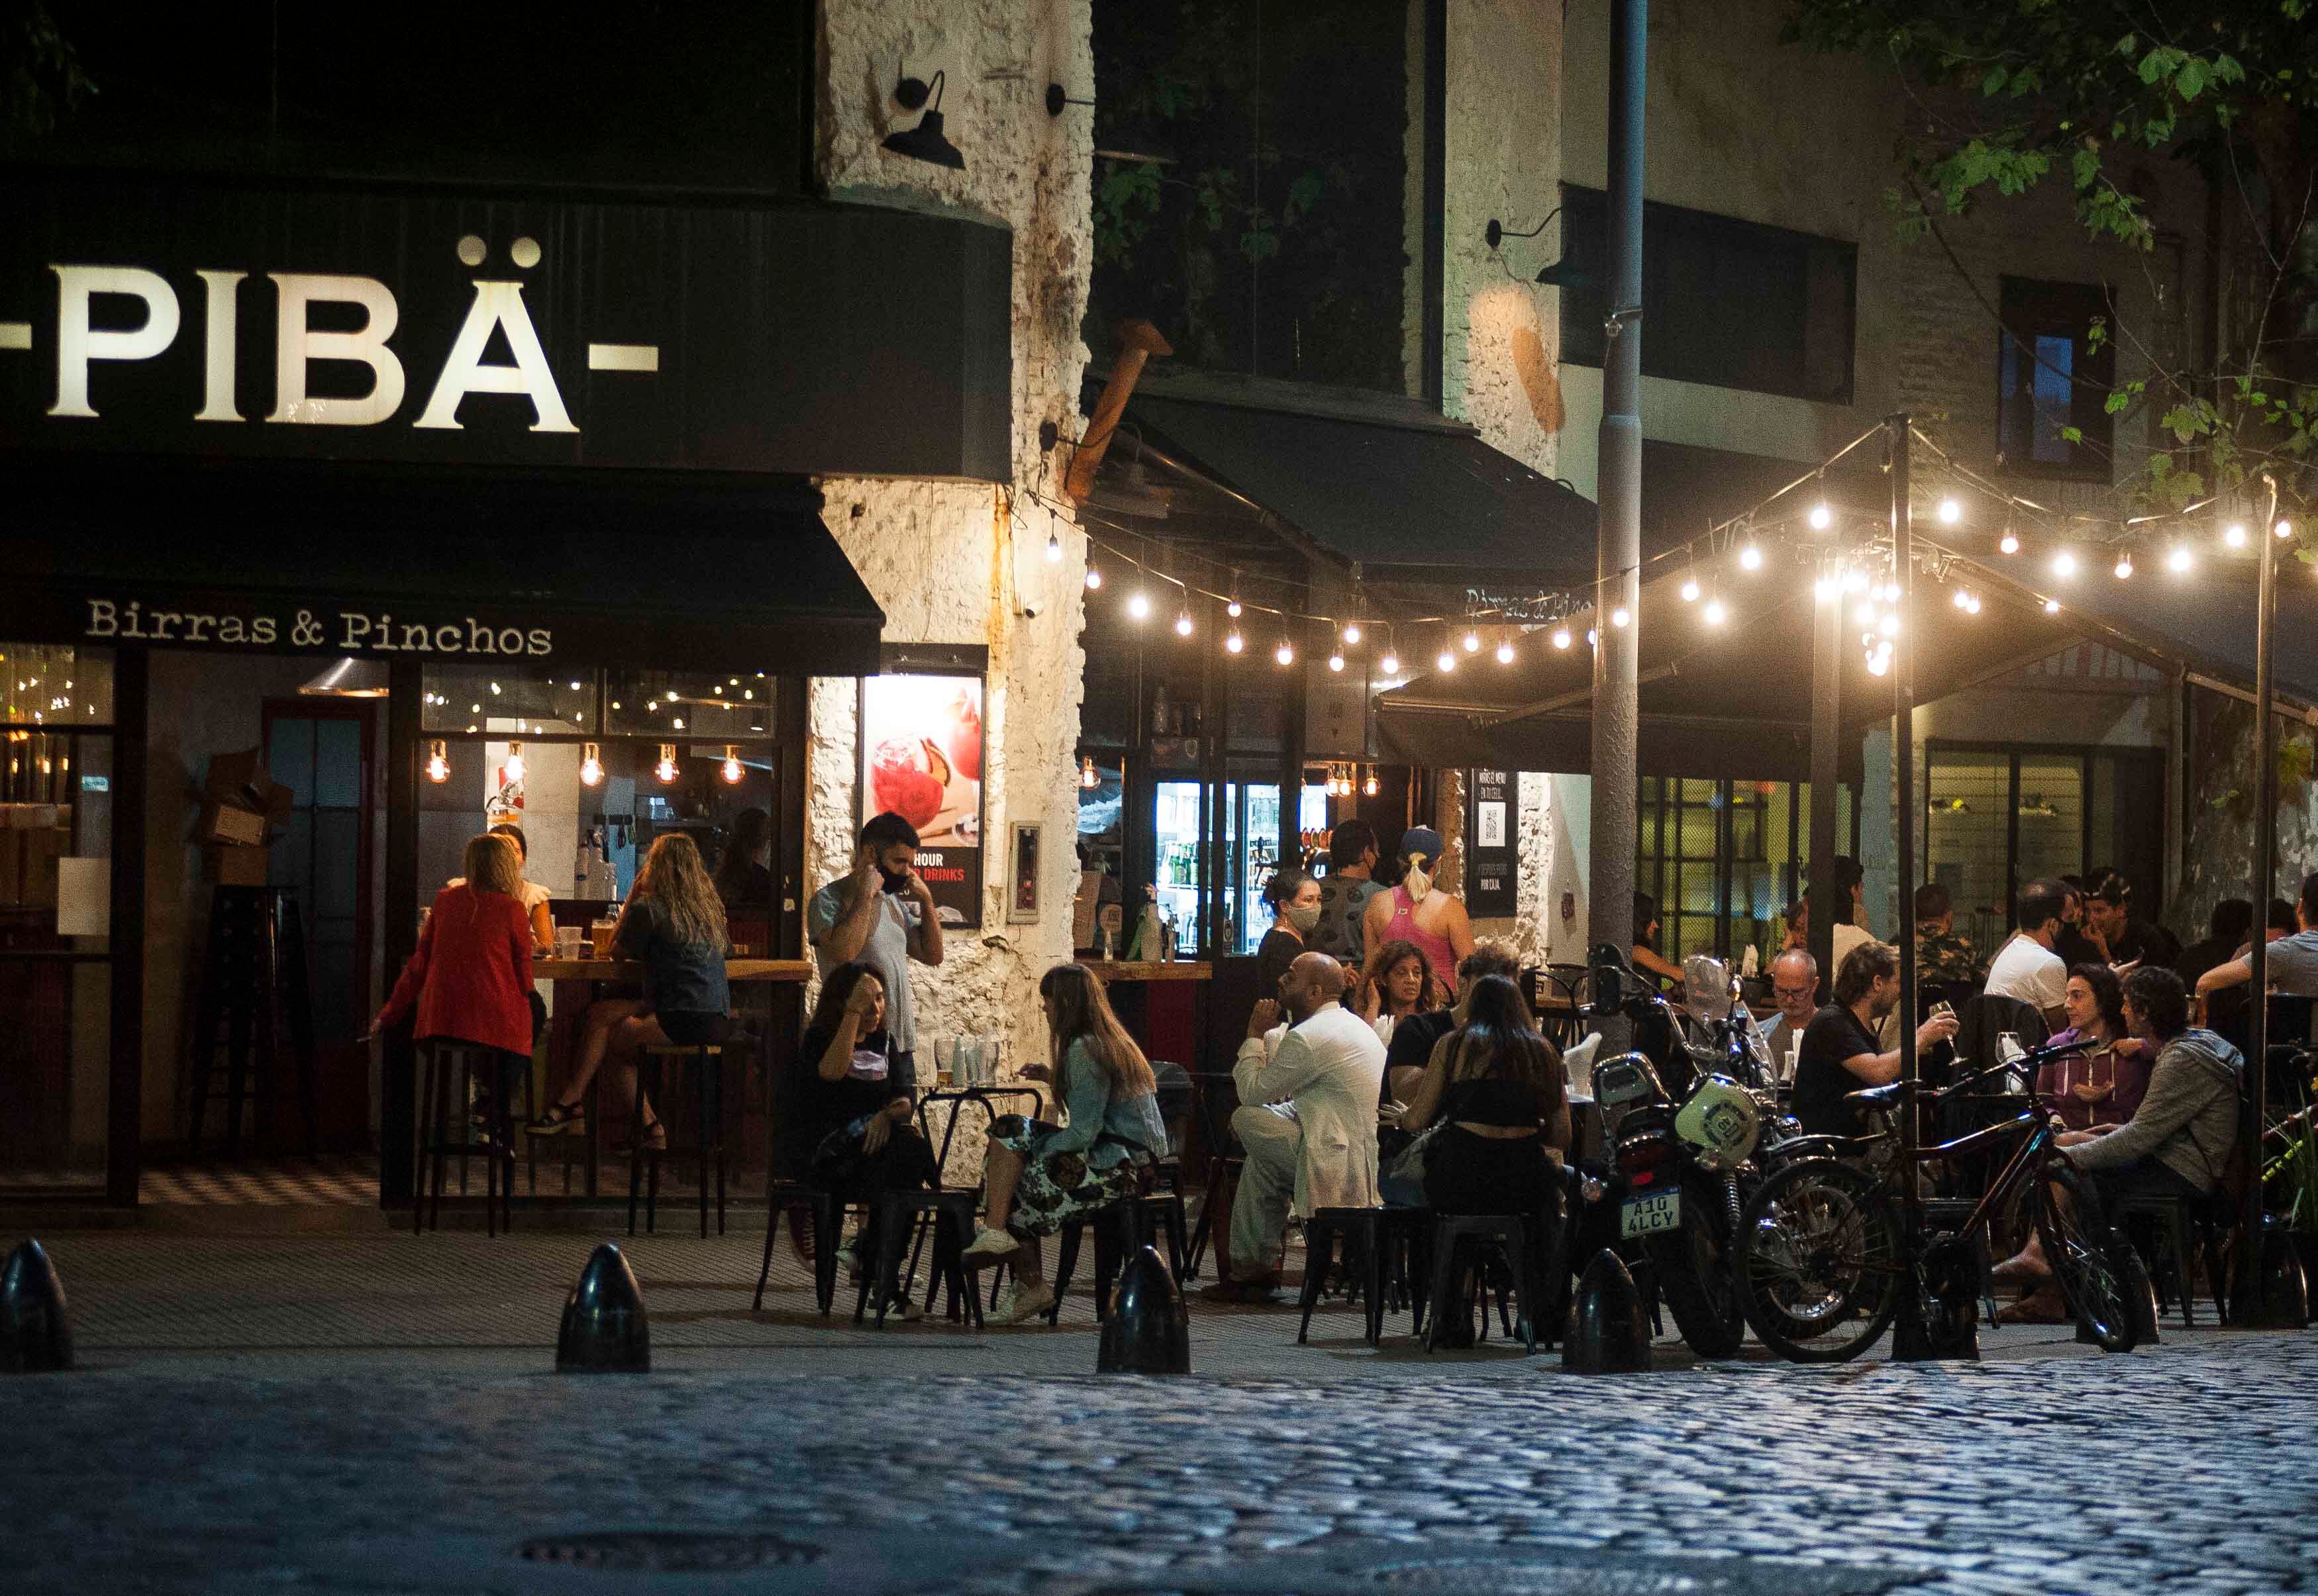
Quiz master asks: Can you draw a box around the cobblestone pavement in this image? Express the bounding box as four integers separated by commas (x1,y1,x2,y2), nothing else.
5,1230,2317,1594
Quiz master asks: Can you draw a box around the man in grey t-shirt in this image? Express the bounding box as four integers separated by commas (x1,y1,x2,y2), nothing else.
807,811,945,1068
1311,819,1382,966
2196,872,2318,1007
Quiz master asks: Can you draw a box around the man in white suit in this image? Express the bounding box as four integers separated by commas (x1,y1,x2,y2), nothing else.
1220,950,1386,1300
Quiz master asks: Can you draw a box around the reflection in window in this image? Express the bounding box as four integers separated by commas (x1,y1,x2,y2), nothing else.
607,671,774,740
0,644,113,725
1997,277,2115,481
422,665,597,735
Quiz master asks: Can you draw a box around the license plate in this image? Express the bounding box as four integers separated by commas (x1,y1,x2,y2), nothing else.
1621,1188,1683,1239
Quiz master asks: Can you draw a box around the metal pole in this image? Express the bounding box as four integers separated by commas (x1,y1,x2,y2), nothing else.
1887,417,1932,1358
2237,479,2282,1323
1806,576,1840,1001
1589,0,1646,1011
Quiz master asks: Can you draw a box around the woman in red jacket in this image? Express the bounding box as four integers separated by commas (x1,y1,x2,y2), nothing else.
374,832,536,1068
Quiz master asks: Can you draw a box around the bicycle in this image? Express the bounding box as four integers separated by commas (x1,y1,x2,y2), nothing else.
1735,1034,2141,1362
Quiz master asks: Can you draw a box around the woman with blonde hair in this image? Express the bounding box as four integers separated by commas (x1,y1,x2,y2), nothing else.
531,833,731,1154
1362,825,1474,996
374,832,536,1068
960,963,1168,1324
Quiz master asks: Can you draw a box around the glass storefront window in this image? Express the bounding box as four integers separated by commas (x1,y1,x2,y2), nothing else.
423,665,597,735
0,644,113,725
607,670,775,740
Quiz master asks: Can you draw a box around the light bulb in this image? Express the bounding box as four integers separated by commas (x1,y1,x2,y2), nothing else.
2113,554,2133,579
425,740,449,784
656,744,679,783
1085,566,1103,589
1680,575,1701,603
1999,531,2021,556
1225,631,1244,654
1952,587,1969,610
1227,599,1242,617
502,741,526,783
1966,594,1982,614
2278,518,2296,540
2167,544,2193,573
1586,628,1599,646
1611,605,1631,628
1866,650,1891,677
1552,627,1572,650
1342,623,1362,644
1274,642,1294,666
489,681,501,695
1854,601,1877,626
1703,597,1728,626
580,743,603,786
1462,630,1481,653
2225,523,2248,548
1379,651,1399,674
1080,757,1099,790
1364,774,1380,797
1843,569,1870,595
1879,611,1900,637
1436,650,1458,673
2043,598,2061,615
1739,543,1764,572
1175,611,1194,637
2052,550,2078,578
1127,591,1150,620
1327,652,1346,672
1045,530,1062,562
1495,640,1515,664
1809,503,1833,531
1814,575,1837,602
1937,497,1962,525
721,746,744,784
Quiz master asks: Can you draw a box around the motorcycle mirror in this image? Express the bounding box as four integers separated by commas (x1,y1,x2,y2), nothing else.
1591,962,1625,1011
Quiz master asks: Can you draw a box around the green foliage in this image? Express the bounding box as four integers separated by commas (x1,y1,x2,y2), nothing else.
1784,0,2317,521
1,1,92,146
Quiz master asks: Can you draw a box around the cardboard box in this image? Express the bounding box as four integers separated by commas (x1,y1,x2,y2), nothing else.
207,841,271,887
199,747,293,852
201,801,272,848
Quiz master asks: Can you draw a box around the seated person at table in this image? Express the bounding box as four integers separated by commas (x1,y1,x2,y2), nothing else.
1791,940,1958,1142
1757,950,1817,1083
715,807,776,911
797,961,936,1283
962,964,1168,1326
2038,963,2151,1132
1913,882,1983,985
1383,942,1521,1110
1630,892,1685,989
1350,938,1447,1046
1996,966,2244,1321
809,811,944,1097
529,834,731,1150
445,821,555,955
1394,974,1570,1219
372,832,536,1095
1216,952,1386,1302
2197,872,2318,1005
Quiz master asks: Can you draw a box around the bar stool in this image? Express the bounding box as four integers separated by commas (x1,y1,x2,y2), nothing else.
1421,1213,1538,1353
1040,1193,1184,1324
413,1040,530,1237
1297,1206,1433,1346
755,1183,840,1315
854,1190,980,1328
628,1041,729,1239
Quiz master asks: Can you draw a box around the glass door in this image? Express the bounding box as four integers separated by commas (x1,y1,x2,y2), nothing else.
1153,779,1206,954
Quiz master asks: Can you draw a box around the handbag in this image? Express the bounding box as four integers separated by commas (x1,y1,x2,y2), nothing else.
807,1115,874,1193
1386,1122,1442,1189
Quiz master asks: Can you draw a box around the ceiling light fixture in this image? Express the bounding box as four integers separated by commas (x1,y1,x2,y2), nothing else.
1937,496,1962,525
580,743,603,787
655,744,680,784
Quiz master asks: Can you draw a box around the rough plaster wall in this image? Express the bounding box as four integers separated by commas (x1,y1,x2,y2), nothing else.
1440,768,1560,970
1444,0,1564,476
810,0,1095,1162
2179,699,2318,940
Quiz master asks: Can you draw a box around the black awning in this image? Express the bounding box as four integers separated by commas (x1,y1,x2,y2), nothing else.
0,455,885,677
1122,385,1598,584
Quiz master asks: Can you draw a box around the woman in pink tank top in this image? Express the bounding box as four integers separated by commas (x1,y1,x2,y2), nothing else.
1362,826,1474,992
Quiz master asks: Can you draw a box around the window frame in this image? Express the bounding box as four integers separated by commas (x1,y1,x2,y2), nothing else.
1995,276,2117,483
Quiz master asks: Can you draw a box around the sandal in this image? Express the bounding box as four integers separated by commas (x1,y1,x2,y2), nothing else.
527,1103,587,1136
611,1124,668,1160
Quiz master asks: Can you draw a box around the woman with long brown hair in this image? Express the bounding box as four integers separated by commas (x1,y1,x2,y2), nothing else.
960,963,1168,1324
1350,937,1446,1042
1395,973,1570,1217
530,833,731,1154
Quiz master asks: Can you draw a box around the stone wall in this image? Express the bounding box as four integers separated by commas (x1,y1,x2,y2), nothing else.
2178,695,2318,938
807,3,1095,1096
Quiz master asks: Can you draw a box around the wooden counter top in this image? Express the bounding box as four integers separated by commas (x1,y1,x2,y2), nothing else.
1078,959,1213,982
536,957,813,982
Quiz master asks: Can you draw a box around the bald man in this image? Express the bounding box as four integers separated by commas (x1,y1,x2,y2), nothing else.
1220,950,1387,1300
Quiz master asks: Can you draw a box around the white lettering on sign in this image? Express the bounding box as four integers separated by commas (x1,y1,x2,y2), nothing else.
11,237,658,432
83,598,552,656
268,274,406,426
50,265,181,418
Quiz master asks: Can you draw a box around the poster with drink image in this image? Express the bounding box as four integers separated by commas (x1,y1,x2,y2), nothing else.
859,672,984,928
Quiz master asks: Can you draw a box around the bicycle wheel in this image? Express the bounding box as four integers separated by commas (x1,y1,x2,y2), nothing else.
1736,1156,1905,1362
2033,1156,2137,1353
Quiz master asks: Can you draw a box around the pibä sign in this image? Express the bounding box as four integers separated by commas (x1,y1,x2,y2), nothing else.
83,597,554,657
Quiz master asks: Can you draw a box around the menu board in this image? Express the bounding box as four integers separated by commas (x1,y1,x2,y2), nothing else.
860,673,985,929
1465,767,1518,919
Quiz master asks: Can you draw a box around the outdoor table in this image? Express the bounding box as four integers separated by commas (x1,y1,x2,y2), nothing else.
536,957,812,1198
1078,958,1211,1073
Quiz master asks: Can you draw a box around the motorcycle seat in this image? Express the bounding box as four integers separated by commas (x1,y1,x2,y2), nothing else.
1843,1083,1907,1111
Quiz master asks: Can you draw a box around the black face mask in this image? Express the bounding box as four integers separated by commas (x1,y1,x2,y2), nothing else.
878,866,911,894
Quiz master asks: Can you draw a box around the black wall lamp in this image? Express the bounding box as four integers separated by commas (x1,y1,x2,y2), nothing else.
1046,83,1095,116
884,68,964,170
1485,209,1589,288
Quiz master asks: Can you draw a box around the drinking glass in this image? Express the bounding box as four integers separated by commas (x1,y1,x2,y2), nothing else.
589,919,617,959
556,925,583,960
933,1036,955,1089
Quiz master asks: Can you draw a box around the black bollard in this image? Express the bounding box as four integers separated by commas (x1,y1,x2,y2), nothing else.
2260,1221,2310,1328
1562,1249,1650,1373
556,1242,650,1373
2121,1246,2162,1348
1,1239,73,1374
1098,1244,1190,1374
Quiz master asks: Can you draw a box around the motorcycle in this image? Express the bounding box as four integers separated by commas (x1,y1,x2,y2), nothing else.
1578,944,1801,1358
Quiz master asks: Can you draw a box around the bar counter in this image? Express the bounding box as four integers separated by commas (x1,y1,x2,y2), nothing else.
1078,958,1211,1071
536,957,813,983
1076,958,1213,983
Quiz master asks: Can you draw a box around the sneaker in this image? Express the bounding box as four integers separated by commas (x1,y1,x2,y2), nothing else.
962,1226,1019,1266
990,1282,1056,1325
880,1290,924,1324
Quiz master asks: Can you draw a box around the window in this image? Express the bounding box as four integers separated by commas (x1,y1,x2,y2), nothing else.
1637,775,1858,963
1923,744,2167,945
1997,277,2115,480
1558,188,1856,404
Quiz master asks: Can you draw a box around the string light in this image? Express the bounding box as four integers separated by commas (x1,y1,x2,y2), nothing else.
2043,598,2061,615
1809,502,1833,531
1227,597,1242,617
1085,566,1103,589
1738,542,1764,572
1813,572,1838,603
1937,496,1962,525
1174,607,1194,637
425,740,449,783
721,746,745,784
580,743,603,786
1552,626,1572,650
1127,590,1150,620
1225,629,1244,654
1379,647,1399,674
1843,569,1870,595
1965,593,1982,614
1951,587,1970,610
1274,640,1294,666
2113,552,2133,580
1999,529,2021,556
1680,572,1701,603
2278,518,2296,540
1045,529,1062,562
2167,544,2193,574
1436,649,1458,673
1462,630,1481,653
1342,623,1362,644
1703,595,1728,626
655,744,679,783
1495,639,1515,664
1363,770,1380,797
2225,522,2248,548
1611,605,1631,628
1327,652,1346,672
2052,550,2078,578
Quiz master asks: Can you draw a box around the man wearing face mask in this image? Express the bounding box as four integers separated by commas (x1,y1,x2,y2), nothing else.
809,812,945,1098
1215,951,1386,1301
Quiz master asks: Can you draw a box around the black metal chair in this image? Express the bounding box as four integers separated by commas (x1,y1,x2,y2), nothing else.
1420,1213,1541,1354
854,1189,981,1328
1297,1205,1434,1345
1182,1069,1245,1281
754,1183,840,1316
413,1040,532,1237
